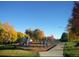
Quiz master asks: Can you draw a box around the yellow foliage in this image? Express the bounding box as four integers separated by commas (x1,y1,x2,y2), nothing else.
24,34,30,38
17,32,24,39
1,22,17,42
17,32,30,39
68,32,79,42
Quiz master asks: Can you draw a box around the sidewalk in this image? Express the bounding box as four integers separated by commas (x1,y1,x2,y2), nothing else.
39,43,64,57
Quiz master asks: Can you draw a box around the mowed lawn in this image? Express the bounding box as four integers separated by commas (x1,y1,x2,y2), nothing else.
0,50,39,57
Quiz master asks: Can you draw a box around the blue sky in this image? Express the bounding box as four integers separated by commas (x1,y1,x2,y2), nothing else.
0,1,73,39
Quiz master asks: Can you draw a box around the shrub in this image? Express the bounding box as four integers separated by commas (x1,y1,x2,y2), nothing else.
0,44,16,50
63,42,79,57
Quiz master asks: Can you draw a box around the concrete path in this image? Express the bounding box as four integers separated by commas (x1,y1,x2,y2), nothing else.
39,43,64,57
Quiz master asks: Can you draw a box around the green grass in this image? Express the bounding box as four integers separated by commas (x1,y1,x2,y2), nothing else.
0,44,40,57
0,50,39,57
63,42,79,57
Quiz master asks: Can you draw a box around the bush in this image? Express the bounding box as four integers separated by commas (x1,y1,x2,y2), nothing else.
63,42,79,57
0,44,16,50
64,42,76,48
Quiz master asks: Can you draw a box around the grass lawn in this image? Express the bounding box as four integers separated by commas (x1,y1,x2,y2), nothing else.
63,42,79,57
0,50,39,57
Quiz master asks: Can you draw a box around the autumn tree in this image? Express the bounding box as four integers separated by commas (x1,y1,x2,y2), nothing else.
48,35,55,41
67,2,79,41
25,29,34,42
0,27,8,44
25,29,33,38
33,29,45,43
16,32,24,43
24,33,30,39
2,22,17,42
25,29,45,43
0,22,10,44
16,32,30,43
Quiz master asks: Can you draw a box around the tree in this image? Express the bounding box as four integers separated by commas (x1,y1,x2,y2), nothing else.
24,34,30,39
60,32,68,42
2,22,17,42
33,29,45,43
48,35,55,41
23,34,30,45
0,25,10,44
25,29,33,38
25,28,45,43
16,32,24,43
16,32,30,46
67,2,79,41
25,29,34,42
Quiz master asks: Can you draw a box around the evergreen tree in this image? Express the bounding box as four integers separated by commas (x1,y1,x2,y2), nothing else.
60,32,68,42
